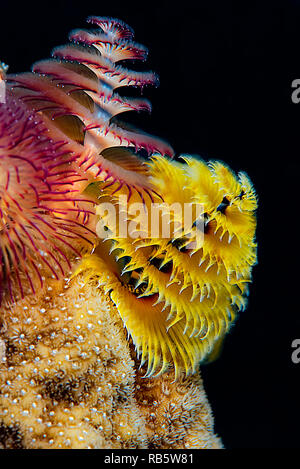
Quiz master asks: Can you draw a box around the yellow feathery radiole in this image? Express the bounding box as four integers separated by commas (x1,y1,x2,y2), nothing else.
73,152,257,378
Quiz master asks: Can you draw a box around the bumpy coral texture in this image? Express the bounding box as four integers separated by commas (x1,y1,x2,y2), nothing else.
0,269,221,449
0,16,257,449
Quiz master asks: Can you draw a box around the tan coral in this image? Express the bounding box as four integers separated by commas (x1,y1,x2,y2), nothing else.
134,366,222,449
0,266,221,449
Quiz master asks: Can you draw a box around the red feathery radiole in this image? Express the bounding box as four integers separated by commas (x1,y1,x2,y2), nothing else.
7,17,173,200
0,92,95,304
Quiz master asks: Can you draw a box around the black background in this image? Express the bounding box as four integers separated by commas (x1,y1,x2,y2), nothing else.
1,0,299,448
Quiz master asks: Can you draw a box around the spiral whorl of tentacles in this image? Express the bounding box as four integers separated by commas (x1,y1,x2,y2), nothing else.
76,154,257,377
1,17,257,377
7,16,172,196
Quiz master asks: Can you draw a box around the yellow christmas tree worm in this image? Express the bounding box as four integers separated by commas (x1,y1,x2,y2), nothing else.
75,154,257,378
